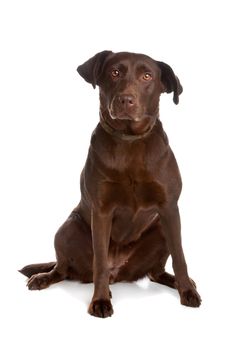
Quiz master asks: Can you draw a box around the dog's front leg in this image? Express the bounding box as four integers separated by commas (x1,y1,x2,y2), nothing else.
159,204,202,307
88,208,113,318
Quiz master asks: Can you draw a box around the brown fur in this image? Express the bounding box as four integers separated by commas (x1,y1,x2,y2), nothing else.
19,51,201,318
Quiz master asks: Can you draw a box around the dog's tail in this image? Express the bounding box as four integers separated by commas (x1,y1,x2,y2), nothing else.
18,262,56,278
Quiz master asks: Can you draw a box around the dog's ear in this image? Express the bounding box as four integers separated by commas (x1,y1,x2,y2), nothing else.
77,51,112,89
156,61,183,104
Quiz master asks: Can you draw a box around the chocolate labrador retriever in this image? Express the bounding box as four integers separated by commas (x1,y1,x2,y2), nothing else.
19,51,201,317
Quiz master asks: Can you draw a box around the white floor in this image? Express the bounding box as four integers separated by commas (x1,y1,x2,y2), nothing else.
1,258,231,350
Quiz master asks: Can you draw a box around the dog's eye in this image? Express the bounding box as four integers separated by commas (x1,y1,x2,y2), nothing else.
142,73,152,81
111,69,120,78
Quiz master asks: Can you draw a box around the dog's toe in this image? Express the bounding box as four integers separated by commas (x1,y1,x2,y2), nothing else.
27,273,51,290
180,288,202,307
88,299,113,318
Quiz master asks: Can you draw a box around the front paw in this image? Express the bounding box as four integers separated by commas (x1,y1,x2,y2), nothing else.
180,287,202,307
88,299,113,318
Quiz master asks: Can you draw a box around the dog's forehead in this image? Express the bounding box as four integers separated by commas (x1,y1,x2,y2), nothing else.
104,52,158,70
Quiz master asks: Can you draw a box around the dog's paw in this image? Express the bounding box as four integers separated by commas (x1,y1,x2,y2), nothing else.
27,273,51,290
88,299,113,318
180,287,202,307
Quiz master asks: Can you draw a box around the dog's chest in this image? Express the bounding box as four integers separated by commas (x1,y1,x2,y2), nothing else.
98,170,165,244
99,177,165,212
89,133,168,244
97,140,166,211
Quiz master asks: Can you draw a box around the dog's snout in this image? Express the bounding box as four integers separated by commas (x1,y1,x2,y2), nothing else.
110,93,139,120
118,94,135,108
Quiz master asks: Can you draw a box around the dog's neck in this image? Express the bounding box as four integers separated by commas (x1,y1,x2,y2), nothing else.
99,110,158,141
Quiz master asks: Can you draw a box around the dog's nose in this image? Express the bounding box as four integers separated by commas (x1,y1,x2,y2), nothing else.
118,94,135,108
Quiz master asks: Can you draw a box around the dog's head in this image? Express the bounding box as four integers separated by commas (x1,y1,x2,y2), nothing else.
77,51,182,135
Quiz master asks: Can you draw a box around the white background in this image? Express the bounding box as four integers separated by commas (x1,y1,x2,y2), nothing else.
1,0,232,349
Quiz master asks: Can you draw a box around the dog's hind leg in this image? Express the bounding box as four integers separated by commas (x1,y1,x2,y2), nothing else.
19,207,93,289
147,228,177,289
26,262,67,290
148,271,176,289
19,262,56,278
19,261,66,290
19,256,68,291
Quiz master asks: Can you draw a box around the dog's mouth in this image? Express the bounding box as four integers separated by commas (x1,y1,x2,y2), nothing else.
106,108,156,136
109,110,141,122
105,97,157,135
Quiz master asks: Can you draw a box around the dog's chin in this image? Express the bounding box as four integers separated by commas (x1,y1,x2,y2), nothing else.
108,110,155,135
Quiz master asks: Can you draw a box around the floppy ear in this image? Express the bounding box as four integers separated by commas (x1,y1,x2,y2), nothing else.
77,50,112,88
156,61,183,104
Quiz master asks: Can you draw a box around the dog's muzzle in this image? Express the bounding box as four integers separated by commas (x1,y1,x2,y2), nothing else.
110,94,140,121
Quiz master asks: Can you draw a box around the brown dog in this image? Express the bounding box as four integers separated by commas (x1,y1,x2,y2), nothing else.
19,51,201,317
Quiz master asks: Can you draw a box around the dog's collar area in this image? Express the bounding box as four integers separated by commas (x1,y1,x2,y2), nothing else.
99,117,156,141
